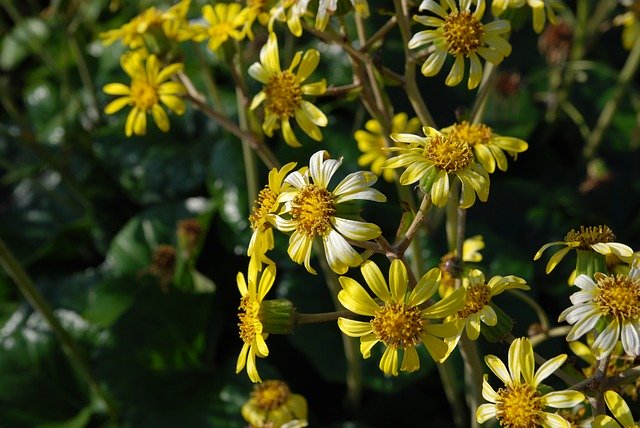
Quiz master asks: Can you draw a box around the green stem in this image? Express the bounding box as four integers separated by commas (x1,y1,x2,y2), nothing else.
436,359,466,428
393,0,436,127
232,45,259,204
507,289,550,332
583,37,640,159
458,335,483,428
529,326,571,347
313,241,363,410
295,310,354,324
470,63,497,125
0,237,119,420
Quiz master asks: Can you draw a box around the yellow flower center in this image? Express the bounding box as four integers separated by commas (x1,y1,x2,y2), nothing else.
290,184,335,237
371,302,425,349
265,70,302,119
564,225,615,249
456,283,491,318
496,383,543,427
252,380,291,410
593,274,640,322
238,294,261,344
249,186,279,232
130,80,159,111
443,11,484,56
425,135,474,172
445,122,493,146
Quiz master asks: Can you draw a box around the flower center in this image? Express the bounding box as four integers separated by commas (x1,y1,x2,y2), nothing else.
238,294,262,344
371,302,425,349
265,70,302,119
130,80,159,111
249,186,279,232
290,184,335,237
456,283,491,318
496,383,543,428
425,135,474,172
445,121,493,146
252,380,291,410
442,11,484,56
593,274,640,322
564,225,615,249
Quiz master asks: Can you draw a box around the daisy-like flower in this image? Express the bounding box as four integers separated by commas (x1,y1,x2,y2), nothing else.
268,0,312,37
241,380,308,428
192,3,248,52
438,235,485,298
248,162,297,271
593,390,639,427
99,1,192,51
103,53,186,137
614,0,640,50
236,264,276,383
440,121,528,173
355,113,421,182
491,0,563,33
315,0,370,30
534,225,634,274
408,0,512,89
249,32,328,148
559,263,640,359
477,337,585,427
444,269,529,351
337,259,465,375
385,126,490,208
275,150,385,274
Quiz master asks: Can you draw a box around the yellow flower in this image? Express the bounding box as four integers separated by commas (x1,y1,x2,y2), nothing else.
593,390,639,428
99,1,192,51
248,162,297,272
614,0,640,50
316,0,370,30
274,150,385,274
355,113,421,182
337,259,465,375
385,126,490,208
103,53,186,137
242,0,276,38
444,269,529,350
492,0,562,33
268,0,312,37
440,121,528,173
192,3,248,52
477,337,585,427
409,0,512,89
249,32,328,148
559,263,640,359
534,225,633,274
241,380,308,428
236,264,277,383
438,235,485,298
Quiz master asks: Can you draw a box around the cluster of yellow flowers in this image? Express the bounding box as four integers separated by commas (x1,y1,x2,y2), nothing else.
98,1,640,427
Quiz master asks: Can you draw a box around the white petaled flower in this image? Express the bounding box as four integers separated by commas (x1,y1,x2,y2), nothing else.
275,150,386,274
559,262,640,359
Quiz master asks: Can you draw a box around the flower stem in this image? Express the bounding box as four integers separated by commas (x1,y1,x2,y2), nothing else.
507,289,550,332
313,241,363,410
295,310,354,325
393,0,436,127
0,237,119,421
458,335,483,428
583,36,640,159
